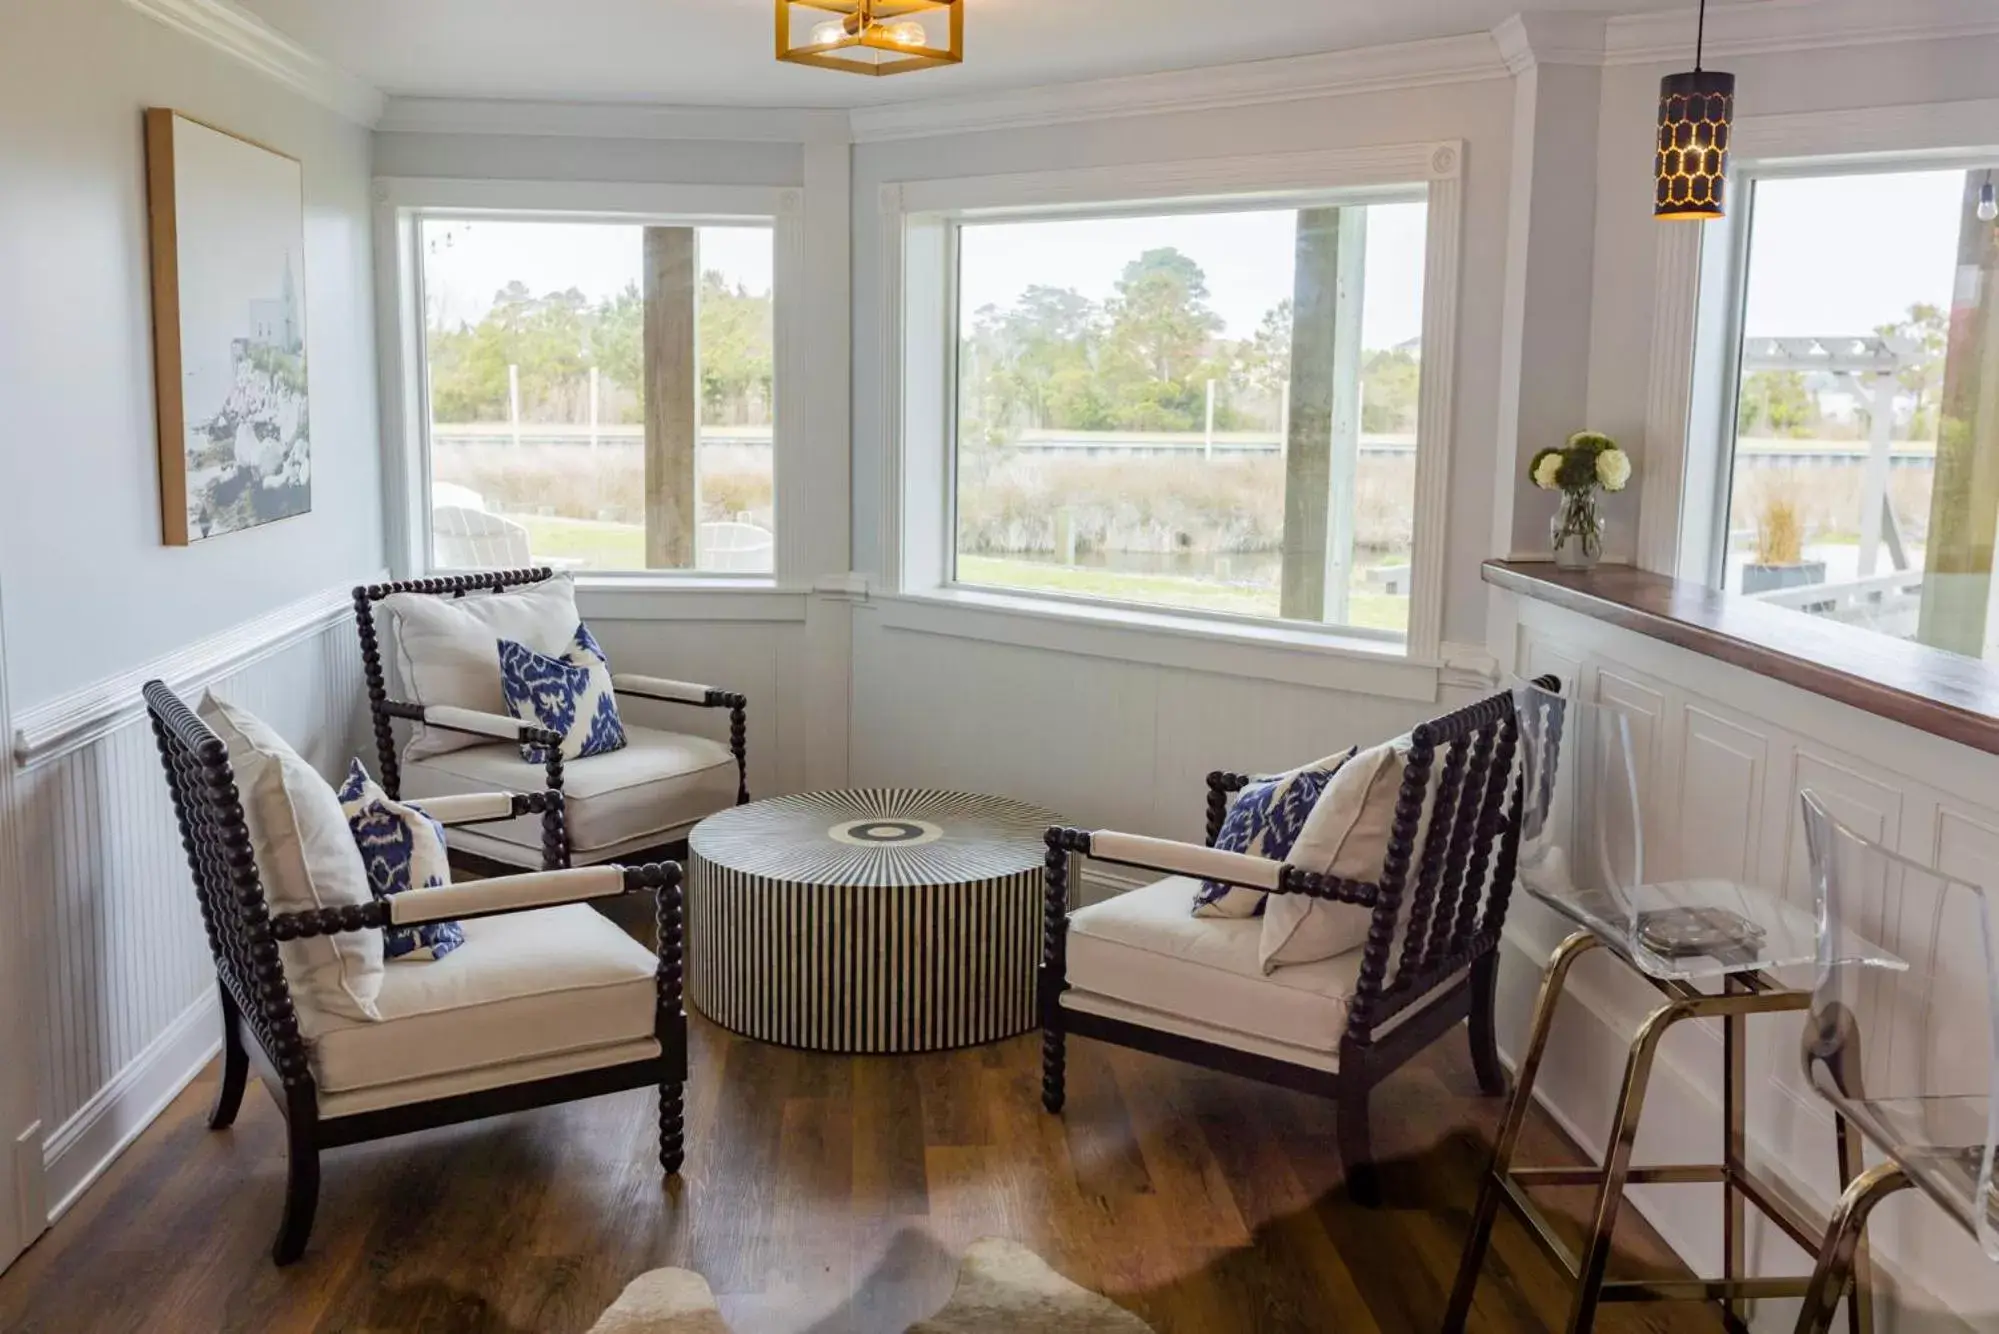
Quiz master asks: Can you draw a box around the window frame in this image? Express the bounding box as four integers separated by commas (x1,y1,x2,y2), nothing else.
1647,98,1999,586
375,177,807,588
878,143,1466,663
1681,153,1999,591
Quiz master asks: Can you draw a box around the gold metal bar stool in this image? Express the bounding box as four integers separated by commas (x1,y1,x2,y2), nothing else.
1444,684,1869,1334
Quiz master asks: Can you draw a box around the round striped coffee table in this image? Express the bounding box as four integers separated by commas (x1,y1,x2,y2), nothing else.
686,789,1061,1053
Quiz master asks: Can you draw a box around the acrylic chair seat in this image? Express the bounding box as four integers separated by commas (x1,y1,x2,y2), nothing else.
1522,857,1824,981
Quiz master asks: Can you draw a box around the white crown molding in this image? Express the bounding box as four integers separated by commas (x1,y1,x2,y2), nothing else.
1491,13,1607,75
11,580,368,771
847,33,1507,143
123,0,384,125
377,97,851,145
1602,0,1999,67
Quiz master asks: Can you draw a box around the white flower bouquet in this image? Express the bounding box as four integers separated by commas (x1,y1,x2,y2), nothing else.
1529,431,1630,570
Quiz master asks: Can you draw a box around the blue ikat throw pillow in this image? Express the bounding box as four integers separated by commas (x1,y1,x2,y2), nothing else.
497,622,627,765
337,760,463,962
1192,748,1358,919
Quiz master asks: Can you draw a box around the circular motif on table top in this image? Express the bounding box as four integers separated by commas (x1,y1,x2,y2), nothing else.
827,817,944,847
689,788,1062,888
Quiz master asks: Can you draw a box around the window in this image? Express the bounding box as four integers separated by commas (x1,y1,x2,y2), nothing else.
1707,165,1999,660
417,217,775,575
950,200,1429,637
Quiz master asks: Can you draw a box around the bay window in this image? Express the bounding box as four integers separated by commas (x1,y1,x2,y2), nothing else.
951,202,1428,636
887,144,1465,658
380,180,803,585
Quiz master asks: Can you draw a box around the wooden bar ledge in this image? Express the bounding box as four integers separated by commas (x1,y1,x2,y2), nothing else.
1484,560,1999,758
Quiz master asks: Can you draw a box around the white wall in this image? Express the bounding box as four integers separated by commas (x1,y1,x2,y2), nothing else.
0,0,387,1254
0,0,384,711
840,77,1518,841
372,131,805,189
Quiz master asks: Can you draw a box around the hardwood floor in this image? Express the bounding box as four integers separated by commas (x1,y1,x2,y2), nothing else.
0,1015,1726,1334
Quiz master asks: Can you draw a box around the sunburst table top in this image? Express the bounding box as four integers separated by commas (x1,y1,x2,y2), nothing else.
687,788,1061,888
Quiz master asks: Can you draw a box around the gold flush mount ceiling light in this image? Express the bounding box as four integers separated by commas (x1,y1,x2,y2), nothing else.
776,0,963,76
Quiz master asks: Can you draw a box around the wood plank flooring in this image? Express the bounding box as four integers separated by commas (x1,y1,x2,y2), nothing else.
0,1015,1728,1333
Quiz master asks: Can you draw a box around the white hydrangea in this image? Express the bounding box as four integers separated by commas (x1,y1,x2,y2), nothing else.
1596,447,1632,492
1533,453,1564,490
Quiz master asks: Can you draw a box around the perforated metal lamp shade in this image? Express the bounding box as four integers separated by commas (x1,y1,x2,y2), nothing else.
1655,68,1735,219
776,0,962,76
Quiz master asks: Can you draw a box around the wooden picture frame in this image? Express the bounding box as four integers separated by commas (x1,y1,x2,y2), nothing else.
143,109,311,545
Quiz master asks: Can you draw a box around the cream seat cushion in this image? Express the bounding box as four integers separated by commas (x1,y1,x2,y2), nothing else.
295,903,658,1107
400,723,737,855
1064,876,1380,1062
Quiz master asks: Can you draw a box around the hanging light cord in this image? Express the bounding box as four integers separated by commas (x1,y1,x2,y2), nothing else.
1694,0,1708,71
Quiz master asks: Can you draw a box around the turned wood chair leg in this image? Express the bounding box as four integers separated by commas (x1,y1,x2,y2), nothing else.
1337,1078,1381,1206
1041,1024,1067,1113
660,1082,685,1175
272,1092,320,1267
1467,953,1507,1096
209,983,249,1131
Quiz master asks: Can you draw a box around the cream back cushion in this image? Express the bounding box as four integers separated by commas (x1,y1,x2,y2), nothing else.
199,694,383,1020
380,576,580,761
1259,735,1420,973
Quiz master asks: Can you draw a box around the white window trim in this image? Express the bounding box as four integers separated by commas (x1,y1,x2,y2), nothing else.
372,176,809,590
876,142,1466,665
1640,98,1999,580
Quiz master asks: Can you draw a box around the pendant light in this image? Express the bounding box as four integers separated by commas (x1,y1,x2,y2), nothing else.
1979,172,1997,223
1655,0,1735,221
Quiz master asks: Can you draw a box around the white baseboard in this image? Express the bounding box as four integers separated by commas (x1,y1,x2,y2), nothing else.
41,991,220,1222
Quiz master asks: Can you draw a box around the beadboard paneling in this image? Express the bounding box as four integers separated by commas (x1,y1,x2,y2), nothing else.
850,606,1477,840
1502,595,1999,1328
18,613,368,1215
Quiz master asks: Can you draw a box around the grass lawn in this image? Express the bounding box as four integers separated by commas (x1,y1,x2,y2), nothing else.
515,514,645,570
956,555,1409,633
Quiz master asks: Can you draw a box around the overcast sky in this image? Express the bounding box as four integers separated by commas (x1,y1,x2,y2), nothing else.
1742,168,1965,336
419,167,1982,356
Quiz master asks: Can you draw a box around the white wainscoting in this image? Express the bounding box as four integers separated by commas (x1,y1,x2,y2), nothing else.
10,584,374,1219
849,599,1490,842
1494,592,1999,1330
576,583,854,801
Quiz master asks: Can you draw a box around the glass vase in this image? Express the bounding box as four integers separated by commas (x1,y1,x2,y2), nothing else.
1551,489,1603,571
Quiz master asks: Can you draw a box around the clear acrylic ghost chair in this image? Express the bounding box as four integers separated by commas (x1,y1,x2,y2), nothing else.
1448,682,1868,1334
1791,791,1999,1334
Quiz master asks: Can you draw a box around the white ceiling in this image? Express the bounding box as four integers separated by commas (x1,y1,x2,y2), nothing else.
235,0,1699,110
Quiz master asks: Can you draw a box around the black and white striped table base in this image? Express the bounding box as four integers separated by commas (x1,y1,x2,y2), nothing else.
687,789,1061,1053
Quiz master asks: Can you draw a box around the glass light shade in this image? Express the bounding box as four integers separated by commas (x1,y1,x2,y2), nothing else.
776,0,961,76
1655,68,1735,221
1980,179,1998,223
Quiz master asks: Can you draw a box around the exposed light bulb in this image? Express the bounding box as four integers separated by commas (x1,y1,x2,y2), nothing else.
809,18,847,46
882,19,928,46
1980,179,1998,223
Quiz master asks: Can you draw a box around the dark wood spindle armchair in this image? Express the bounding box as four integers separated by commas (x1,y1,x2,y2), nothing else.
145,680,688,1265
1037,680,1553,1203
352,569,750,872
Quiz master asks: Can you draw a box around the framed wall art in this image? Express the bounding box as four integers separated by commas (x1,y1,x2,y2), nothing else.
144,108,310,545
